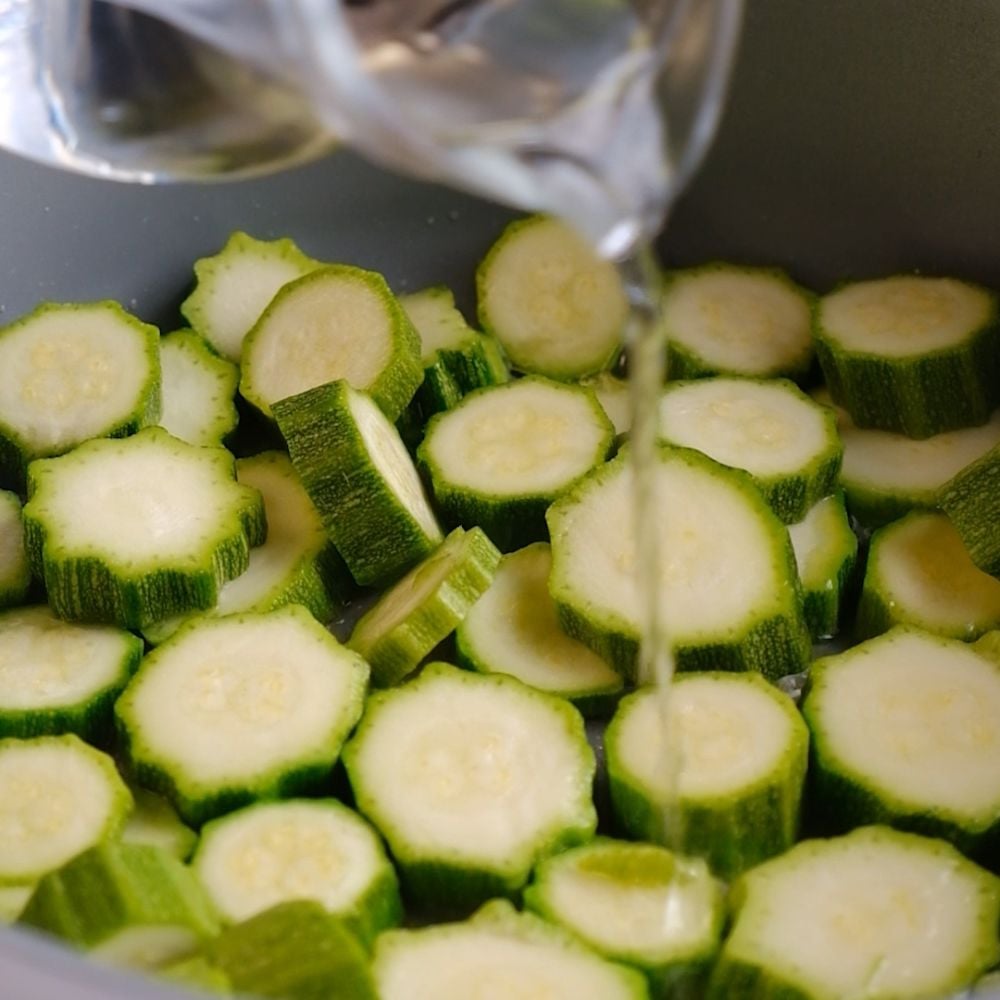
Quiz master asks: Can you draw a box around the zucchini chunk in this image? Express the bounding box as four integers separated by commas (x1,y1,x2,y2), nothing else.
477,215,628,380
815,275,1000,438
158,955,231,994
815,388,1000,527
939,440,1000,578
348,526,500,688
400,285,509,423
0,886,33,923
605,675,808,878
0,490,29,608
343,662,596,910
0,605,141,741
122,787,198,862
275,380,443,588
209,900,377,1000
0,734,131,885
23,427,266,629
707,826,1000,1000
180,231,319,363
418,376,615,550
582,371,631,435
455,542,623,716
144,451,352,645
856,511,1000,640
0,301,160,489
20,842,219,972
658,378,842,523
375,898,650,1000
788,494,858,641
241,264,422,422
803,627,1000,860
523,839,724,997
193,798,401,945
547,447,811,681
115,606,368,826
660,264,814,381
157,329,238,447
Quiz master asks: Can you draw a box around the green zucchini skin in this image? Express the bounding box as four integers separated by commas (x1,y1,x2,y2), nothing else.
0,490,30,609
939,442,1000,579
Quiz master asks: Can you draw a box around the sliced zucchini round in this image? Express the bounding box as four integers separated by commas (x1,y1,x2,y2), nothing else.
455,542,623,716
803,627,1000,861
606,674,808,878
240,264,422,422
707,826,1000,1000
658,377,842,523
660,264,814,381
115,606,369,826
418,376,615,550
343,662,596,910
477,215,628,380
0,490,29,609
193,798,401,945
856,511,1000,641
0,301,160,489
815,275,1000,438
121,787,198,862
547,447,811,681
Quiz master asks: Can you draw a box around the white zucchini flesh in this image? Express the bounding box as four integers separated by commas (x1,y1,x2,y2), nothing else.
805,629,1000,823
0,491,28,605
615,679,798,802
0,736,130,884
716,827,1000,1000
401,286,474,359
0,885,33,922
193,799,391,924
121,789,197,862
0,302,158,455
582,372,631,435
456,543,621,698
788,495,851,586
116,608,368,791
423,378,612,496
819,275,993,357
864,512,1000,637
0,605,135,711
157,330,238,447
658,378,835,479
180,232,318,363
93,926,202,971
660,267,812,375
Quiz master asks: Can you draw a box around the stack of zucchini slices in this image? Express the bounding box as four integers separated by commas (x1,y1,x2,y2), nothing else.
0,223,998,1000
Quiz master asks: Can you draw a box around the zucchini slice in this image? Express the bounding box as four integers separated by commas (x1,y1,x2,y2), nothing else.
455,542,623,716
707,826,1000,1000
658,377,842,523
856,511,1000,641
209,900,377,1000
375,898,650,1000
815,388,1000,527
815,275,1000,438
275,380,443,588
476,215,628,380
582,371,631,435
660,264,814,381
547,447,811,681
523,839,724,997
348,526,500,688
343,662,596,910
144,451,352,644
23,427,266,629
418,377,614,551
939,440,1000,578
193,798,401,945
20,842,219,972
0,885,34,924
241,264,422,422
605,675,808,878
0,605,141,741
121,787,198,862
803,627,1000,860
0,301,160,489
157,329,238,447
0,490,29,609
158,955,231,994
0,734,132,885
180,231,319,363
115,606,369,826
788,494,858,641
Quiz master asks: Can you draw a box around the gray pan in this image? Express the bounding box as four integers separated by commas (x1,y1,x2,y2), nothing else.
0,1,998,997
